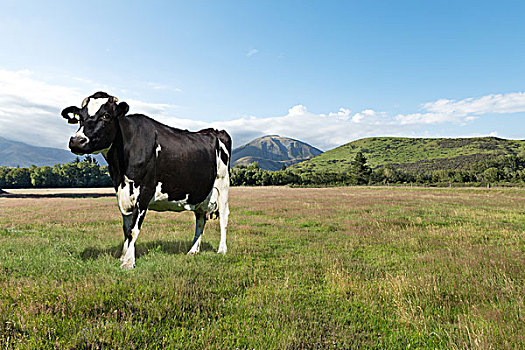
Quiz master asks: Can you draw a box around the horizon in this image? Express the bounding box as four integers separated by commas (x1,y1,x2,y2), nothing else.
4,134,525,157
0,1,524,151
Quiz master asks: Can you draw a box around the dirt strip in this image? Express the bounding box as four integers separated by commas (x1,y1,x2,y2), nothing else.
0,188,115,198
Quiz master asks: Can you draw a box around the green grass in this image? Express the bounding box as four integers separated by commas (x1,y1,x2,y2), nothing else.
1,187,524,348
290,136,525,172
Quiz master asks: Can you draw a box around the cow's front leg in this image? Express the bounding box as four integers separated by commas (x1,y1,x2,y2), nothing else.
188,211,206,255
120,206,147,269
120,214,133,262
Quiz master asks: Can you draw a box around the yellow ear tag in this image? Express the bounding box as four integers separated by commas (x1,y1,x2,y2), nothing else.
68,113,80,124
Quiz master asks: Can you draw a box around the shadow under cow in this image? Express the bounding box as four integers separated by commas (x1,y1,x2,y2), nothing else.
80,239,215,260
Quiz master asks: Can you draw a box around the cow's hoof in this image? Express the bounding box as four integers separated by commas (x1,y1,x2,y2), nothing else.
188,241,201,255
217,246,227,254
120,261,135,270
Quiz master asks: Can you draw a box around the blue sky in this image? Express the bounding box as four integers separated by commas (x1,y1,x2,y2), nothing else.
0,0,524,150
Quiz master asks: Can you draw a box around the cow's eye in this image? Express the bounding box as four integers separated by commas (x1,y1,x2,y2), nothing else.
103,113,110,120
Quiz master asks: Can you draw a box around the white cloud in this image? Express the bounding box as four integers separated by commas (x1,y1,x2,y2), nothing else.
203,93,525,149
246,49,259,57
320,108,351,120
155,104,407,150
126,99,175,116
396,92,525,125
0,69,177,149
423,93,525,115
0,68,524,152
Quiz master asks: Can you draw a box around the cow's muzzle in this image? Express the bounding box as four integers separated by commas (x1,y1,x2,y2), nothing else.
69,136,88,154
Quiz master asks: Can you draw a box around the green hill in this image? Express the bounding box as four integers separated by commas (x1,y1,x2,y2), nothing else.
290,137,525,173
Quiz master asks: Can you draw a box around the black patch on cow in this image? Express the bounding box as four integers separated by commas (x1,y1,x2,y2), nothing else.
91,91,112,99
217,138,229,165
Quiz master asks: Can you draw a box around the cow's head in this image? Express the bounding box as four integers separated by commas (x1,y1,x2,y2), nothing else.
61,91,129,155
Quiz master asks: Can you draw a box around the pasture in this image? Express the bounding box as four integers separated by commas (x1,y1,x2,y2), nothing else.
1,186,524,349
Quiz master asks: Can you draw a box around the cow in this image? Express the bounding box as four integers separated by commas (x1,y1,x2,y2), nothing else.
61,92,231,269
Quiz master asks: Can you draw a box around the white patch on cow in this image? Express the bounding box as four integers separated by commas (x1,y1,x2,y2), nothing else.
87,97,109,116
117,176,140,215
73,126,90,143
187,234,202,255
131,210,145,239
148,182,193,212
153,182,168,202
156,144,162,157
120,209,145,269
207,187,219,211
214,148,230,254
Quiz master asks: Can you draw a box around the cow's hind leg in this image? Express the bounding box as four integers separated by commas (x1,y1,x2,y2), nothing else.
217,177,230,254
120,206,147,270
188,211,206,255
217,201,229,254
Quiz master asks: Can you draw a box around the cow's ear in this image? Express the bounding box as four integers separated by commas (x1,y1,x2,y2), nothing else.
61,106,81,124
116,102,129,117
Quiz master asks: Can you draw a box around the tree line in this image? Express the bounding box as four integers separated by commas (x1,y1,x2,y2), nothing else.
2,152,525,189
0,156,112,189
231,152,525,187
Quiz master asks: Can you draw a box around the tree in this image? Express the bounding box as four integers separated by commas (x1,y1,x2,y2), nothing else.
30,165,60,187
5,167,31,188
0,167,9,189
483,167,500,183
347,151,372,185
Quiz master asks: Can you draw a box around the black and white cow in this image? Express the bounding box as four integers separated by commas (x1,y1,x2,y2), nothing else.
61,92,231,269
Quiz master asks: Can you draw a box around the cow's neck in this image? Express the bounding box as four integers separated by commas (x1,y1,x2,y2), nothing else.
103,119,126,189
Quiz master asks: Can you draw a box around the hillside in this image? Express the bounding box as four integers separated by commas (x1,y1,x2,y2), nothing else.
0,137,106,167
290,137,525,172
232,135,322,171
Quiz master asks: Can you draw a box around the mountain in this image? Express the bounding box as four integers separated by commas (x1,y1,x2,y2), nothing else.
232,135,323,171
0,137,105,167
290,137,525,173
2,134,320,170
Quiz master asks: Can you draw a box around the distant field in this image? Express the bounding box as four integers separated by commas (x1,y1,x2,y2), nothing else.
1,187,524,348
2,188,114,196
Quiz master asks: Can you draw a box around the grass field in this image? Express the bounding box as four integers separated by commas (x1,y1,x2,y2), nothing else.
1,186,524,349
